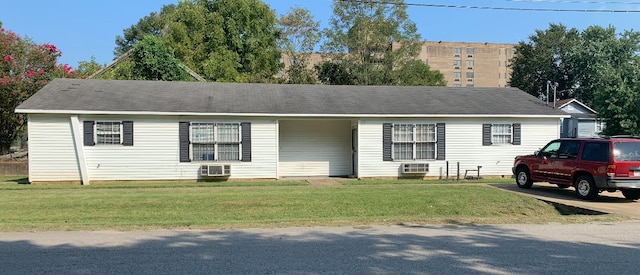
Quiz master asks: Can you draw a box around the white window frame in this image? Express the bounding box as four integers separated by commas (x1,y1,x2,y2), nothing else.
95,121,122,145
392,123,437,160
492,124,512,144
190,123,242,161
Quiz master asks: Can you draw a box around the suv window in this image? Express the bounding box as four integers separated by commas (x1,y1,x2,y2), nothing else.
614,142,640,161
581,142,609,162
558,140,580,159
539,141,561,158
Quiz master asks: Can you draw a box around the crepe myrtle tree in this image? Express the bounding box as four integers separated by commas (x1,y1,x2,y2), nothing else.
0,22,75,153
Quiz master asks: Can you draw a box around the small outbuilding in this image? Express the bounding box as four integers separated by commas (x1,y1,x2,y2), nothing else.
16,79,567,184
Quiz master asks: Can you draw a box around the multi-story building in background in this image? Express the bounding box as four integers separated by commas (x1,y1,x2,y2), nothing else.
281,41,516,87
417,41,515,88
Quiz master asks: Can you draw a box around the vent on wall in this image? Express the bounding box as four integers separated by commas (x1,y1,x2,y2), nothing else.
402,163,429,174
201,164,231,176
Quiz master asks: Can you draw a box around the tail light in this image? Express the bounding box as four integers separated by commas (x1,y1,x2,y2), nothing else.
607,165,616,177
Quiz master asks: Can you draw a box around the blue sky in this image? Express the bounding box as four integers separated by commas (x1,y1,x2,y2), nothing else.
1,0,638,68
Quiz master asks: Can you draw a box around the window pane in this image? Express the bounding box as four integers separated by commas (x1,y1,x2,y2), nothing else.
415,124,435,142
217,124,240,142
218,144,240,161
96,122,121,145
394,143,413,160
393,124,413,142
416,143,435,159
492,124,512,144
193,144,215,161
192,124,215,143
466,48,474,55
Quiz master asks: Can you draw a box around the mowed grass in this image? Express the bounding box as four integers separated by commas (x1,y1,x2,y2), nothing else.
0,179,625,231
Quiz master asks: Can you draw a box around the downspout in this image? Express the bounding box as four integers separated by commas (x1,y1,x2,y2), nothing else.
70,115,90,185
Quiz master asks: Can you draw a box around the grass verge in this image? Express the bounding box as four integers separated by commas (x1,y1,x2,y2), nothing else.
0,181,625,232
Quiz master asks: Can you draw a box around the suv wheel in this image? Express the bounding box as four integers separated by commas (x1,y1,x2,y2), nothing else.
515,167,533,189
575,175,598,200
621,190,640,200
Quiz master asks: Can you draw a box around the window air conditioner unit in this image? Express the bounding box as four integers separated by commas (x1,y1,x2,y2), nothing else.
467,67,473,70
454,66,460,70
201,164,231,177
454,54,460,57
467,54,473,58
402,163,429,174
454,78,460,82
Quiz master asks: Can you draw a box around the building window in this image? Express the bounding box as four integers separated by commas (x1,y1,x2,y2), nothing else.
491,124,512,144
453,47,461,56
453,72,461,79
191,123,241,161
84,121,133,146
466,84,474,87
392,124,436,160
96,122,122,145
453,84,461,87
466,60,474,68
466,48,474,55
453,59,461,67
466,72,474,79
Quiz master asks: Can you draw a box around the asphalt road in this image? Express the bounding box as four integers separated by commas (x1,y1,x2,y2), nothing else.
1,222,639,274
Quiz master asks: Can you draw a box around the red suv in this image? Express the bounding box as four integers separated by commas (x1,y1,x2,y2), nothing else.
513,136,640,200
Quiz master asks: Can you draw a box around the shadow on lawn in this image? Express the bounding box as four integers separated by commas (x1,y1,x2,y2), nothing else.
0,224,638,274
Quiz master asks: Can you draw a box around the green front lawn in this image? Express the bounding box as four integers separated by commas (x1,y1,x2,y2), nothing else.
0,180,624,231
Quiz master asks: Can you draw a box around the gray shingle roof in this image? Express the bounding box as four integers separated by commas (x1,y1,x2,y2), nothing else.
16,78,567,117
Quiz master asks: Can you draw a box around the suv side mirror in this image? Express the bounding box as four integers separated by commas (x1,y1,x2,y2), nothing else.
534,150,540,157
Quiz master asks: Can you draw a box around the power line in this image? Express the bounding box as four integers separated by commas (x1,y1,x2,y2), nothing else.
343,0,640,12
507,0,640,5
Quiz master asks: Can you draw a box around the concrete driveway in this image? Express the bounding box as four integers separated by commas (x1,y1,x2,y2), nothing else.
492,182,640,219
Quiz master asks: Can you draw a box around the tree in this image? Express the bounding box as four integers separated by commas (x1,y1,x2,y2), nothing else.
321,0,440,86
114,4,177,57
509,24,580,100
0,23,74,153
315,60,355,85
277,7,321,84
74,56,104,78
162,0,282,82
569,26,640,135
130,35,187,81
510,24,640,135
393,60,446,86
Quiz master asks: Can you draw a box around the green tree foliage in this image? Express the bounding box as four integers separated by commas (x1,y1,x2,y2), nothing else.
277,7,321,84
163,0,281,82
130,35,187,81
394,60,446,86
114,4,176,57
74,56,104,78
319,0,443,86
0,23,74,153
569,26,640,135
315,61,355,85
510,24,640,135
510,24,580,100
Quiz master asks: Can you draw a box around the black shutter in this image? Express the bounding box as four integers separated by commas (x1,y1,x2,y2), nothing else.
436,123,445,160
512,123,521,145
482,124,492,146
241,122,251,162
83,121,95,146
122,121,134,146
383,123,393,161
179,122,190,162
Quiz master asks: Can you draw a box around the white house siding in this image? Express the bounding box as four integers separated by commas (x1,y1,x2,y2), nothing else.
27,115,82,182
28,115,278,182
279,120,352,177
357,118,560,178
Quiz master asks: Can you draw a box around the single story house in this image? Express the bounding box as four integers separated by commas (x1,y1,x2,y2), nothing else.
554,98,606,138
16,79,568,184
